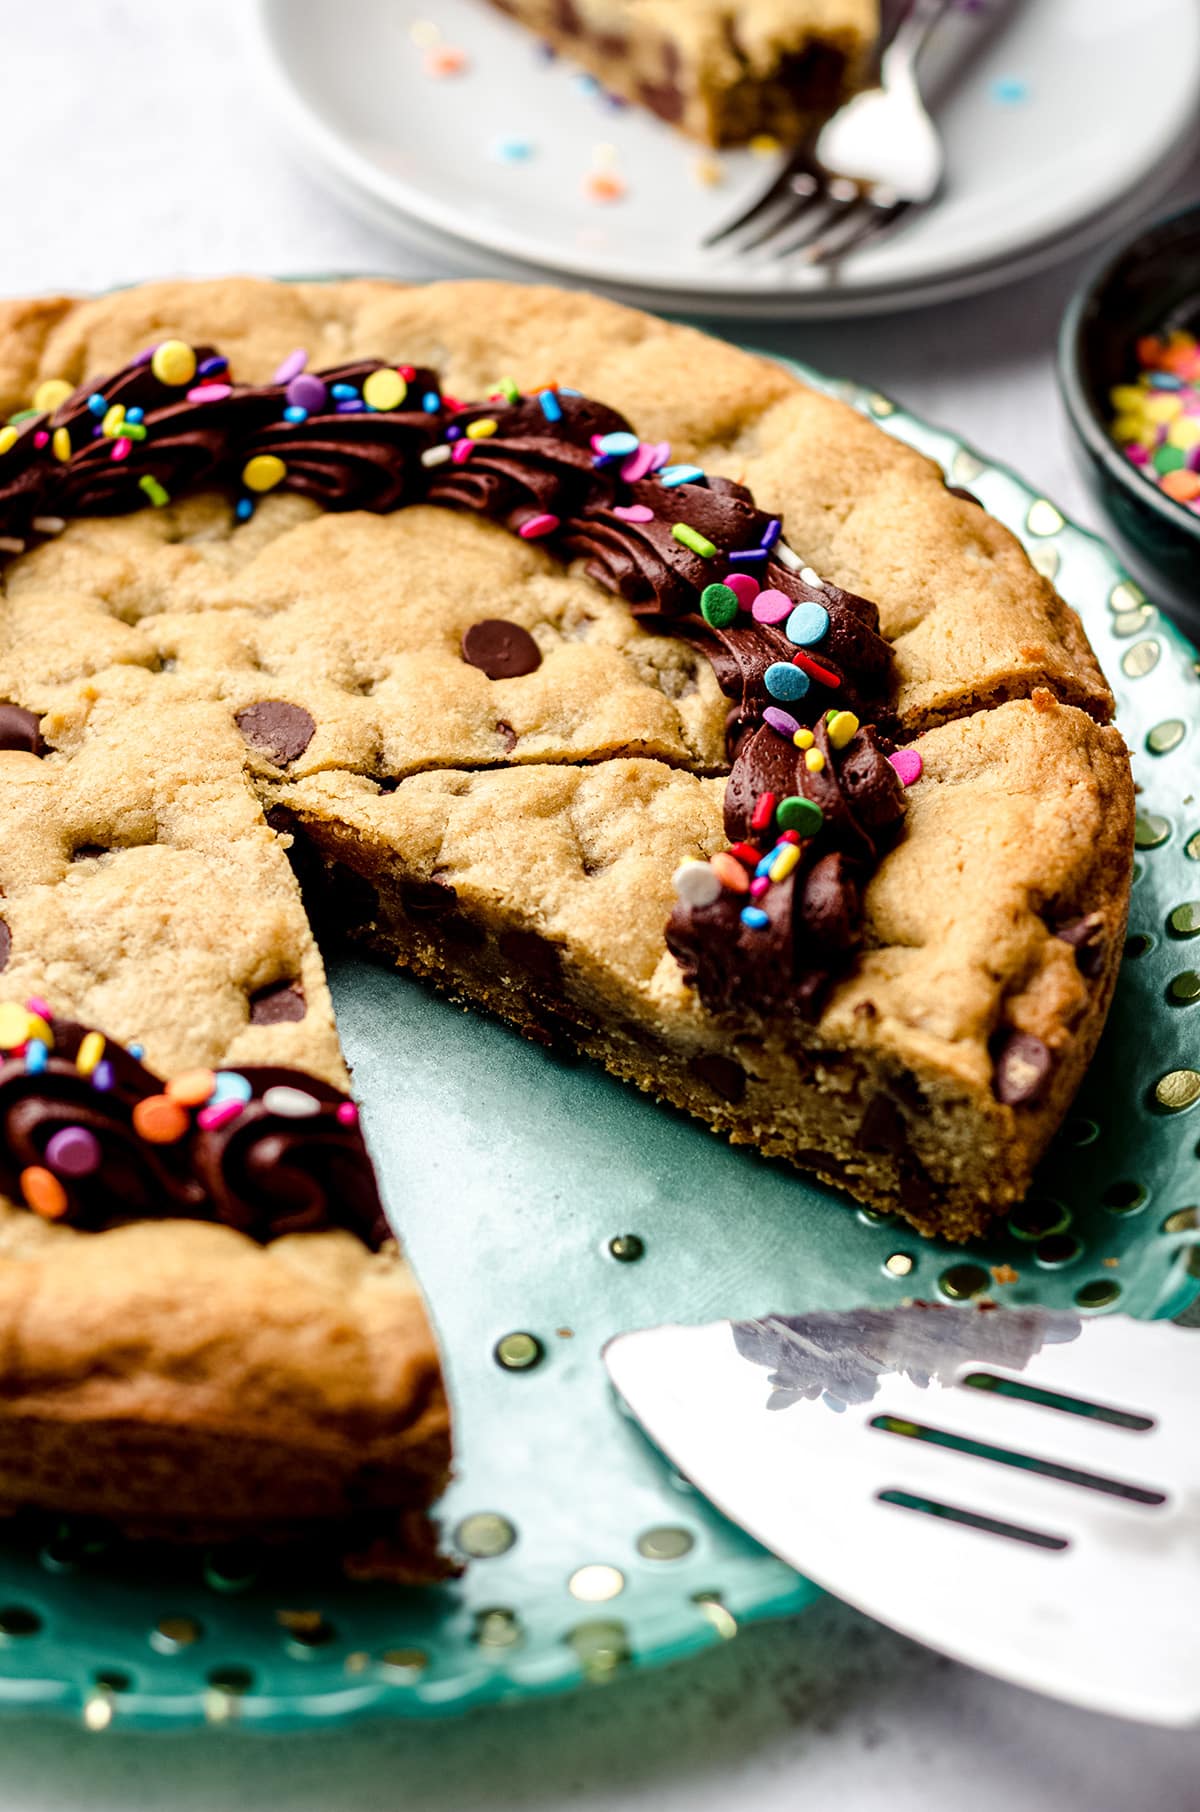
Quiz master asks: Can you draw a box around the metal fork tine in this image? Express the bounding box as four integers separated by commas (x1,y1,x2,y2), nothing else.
733,186,826,257
703,148,818,248
802,197,911,268
772,195,860,262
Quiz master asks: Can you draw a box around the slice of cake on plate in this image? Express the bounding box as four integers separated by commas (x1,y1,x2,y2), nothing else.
484,0,878,144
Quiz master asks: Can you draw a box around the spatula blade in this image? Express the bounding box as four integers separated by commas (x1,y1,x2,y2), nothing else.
605,1305,1200,1726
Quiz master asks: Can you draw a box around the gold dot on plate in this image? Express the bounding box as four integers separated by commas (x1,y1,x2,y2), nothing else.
1008,1197,1071,1240
884,1252,914,1277
1109,578,1145,612
1122,638,1161,678
637,1526,695,1561
277,1610,336,1650
455,1512,517,1559
867,392,895,417
473,1607,523,1650
1168,971,1200,1005
380,1646,429,1679
1025,498,1064,537
1034,1232,1082,1268
569,1564,625,1603
952,449,984,484
82,1693,114,1732
1186,833,1200,863
206,1665,253,1695
1155,1069,1200,1111
1029,543,1060,580
150,1615,201,1653
938,1261,991,1300
1134,812,1170,849
203,1689,240,1726
693,1592,738,1640
494,1331,542,1371
1162,1207,1199,1235
1112,605,1156,638
344,1651,370,1675
608,1233,645,1262
0,1606,41,1639
1147,720,1186,755
567,1618,631,1680
1169,902,1200,936
1075,1278,1121,1311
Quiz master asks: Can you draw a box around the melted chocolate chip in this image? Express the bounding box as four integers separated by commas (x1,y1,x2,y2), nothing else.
235,701,316,766
1054,912,1107,978
0,921,9,972
461,620,542,680
688,1053,746,1104
0,705,42,756
637,78,685,122
496,720,519,752
498,928,563,986
857,1092,909,1156
249,981,307,1024
993,1030,1053,1107
400,878,458,919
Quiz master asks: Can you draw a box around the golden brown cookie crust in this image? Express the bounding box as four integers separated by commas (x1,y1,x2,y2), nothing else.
0,277,1132,1541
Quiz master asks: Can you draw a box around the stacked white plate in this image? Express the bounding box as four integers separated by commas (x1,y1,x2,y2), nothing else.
253,0,1200,319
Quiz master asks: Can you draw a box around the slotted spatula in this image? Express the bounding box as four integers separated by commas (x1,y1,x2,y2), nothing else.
605,1304,1200,1726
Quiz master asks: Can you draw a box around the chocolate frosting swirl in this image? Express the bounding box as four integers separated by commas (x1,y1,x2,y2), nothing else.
667,719,906,1017
0,1018,389,1247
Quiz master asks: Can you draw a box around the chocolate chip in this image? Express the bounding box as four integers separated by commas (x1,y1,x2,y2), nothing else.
0,921,10,972
496,720,518,752
498,928,563,986
1054,912,1107,978
234,701,316,766
993,1030,1053,1107
897,1161,936,1217
400,878,458,919
249,981,306,1024
0,705,42,756
688,1053,746,1104
637,78,685,122
945,485,980,507
857,1093,908,1155
461,620,541,680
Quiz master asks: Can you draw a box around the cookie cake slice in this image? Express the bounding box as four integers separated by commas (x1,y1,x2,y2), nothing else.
0,277,1133,1544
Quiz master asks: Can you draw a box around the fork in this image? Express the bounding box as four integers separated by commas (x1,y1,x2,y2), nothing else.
707,0,956,269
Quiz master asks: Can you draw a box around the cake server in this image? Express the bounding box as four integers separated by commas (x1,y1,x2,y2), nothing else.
605,1302,1200,1725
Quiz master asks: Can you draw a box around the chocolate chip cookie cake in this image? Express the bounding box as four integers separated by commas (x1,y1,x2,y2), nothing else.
0,276,1132,1555
486,1,877,144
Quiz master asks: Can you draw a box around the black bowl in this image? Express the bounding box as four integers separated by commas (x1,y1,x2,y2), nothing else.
1058,203,1200,621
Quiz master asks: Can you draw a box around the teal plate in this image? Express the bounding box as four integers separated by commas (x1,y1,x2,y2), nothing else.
0,357,1196,1731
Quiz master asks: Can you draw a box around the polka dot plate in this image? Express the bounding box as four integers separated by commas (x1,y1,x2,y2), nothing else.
0,357,1195,1731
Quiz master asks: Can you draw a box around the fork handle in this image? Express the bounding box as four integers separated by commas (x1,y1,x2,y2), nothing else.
883,0,957,76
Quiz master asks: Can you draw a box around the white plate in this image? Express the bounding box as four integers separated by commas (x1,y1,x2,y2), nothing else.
253,0,1200,318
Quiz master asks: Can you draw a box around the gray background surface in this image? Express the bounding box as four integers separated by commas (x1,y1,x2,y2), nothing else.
2,2,1198,1805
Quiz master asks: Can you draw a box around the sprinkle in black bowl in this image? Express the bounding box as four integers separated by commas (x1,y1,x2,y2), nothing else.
1059,202,1200,623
